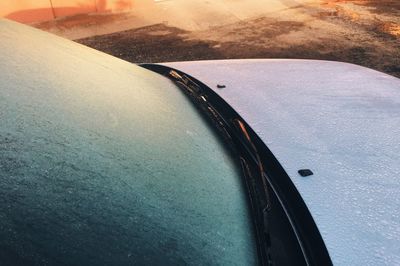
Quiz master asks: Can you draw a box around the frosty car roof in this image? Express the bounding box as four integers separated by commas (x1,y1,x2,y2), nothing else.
161,59,400,265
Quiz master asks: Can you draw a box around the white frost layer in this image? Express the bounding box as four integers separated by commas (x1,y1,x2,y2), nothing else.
165,59,400,266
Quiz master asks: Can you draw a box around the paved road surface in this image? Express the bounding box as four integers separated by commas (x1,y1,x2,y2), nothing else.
34,0,400,77
35,0,321,39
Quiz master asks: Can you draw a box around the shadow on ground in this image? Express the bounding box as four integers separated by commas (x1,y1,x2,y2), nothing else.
77,24,224,63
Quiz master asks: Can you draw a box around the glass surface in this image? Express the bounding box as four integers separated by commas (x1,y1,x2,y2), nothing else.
0,22,258,265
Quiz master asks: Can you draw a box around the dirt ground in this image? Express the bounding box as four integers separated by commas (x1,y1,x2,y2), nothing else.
53,0,399,77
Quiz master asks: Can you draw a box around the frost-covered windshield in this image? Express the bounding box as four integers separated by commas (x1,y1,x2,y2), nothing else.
0,20,257,266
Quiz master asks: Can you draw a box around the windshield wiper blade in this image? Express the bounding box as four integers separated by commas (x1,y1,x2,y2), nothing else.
232,118,271,211
168,70,272,203
169,70,202,95
167,69,276,264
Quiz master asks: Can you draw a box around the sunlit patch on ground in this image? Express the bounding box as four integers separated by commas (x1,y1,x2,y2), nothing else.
379,22,400,38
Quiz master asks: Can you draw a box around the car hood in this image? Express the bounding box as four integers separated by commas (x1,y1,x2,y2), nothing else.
162,59,400,265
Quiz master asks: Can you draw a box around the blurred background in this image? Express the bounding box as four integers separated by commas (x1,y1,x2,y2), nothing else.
1,0,399,77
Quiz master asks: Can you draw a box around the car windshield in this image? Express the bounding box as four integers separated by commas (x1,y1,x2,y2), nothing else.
0,20,258,266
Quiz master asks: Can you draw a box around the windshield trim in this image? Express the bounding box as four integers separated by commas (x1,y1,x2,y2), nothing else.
141,63,332,266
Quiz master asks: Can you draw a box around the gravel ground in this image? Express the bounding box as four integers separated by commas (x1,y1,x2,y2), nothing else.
75,0,400,77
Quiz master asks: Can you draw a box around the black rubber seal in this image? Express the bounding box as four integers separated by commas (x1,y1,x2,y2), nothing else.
140,63,332,266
